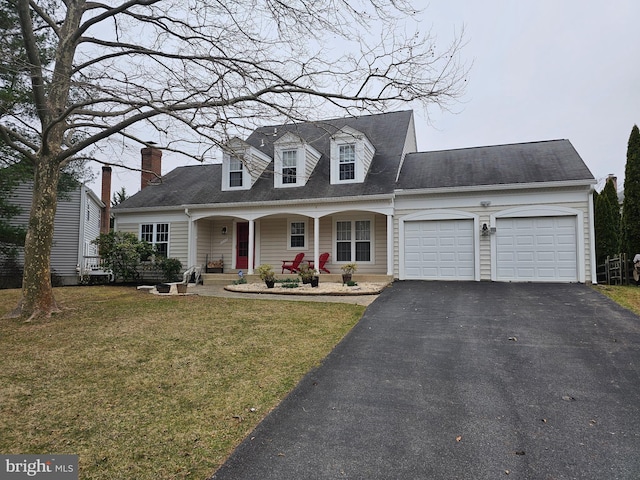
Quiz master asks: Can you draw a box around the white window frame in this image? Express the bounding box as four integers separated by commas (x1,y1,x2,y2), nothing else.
229,156,243,188
281,149,298,185
338,143,356,181
287,218,308,250
274,145,303,188
333,215,374,264
140,223,170,257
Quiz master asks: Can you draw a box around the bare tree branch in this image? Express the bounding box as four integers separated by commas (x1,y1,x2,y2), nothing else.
2,0,468,317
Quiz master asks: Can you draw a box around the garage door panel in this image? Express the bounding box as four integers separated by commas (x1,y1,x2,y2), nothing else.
496,216,577,282
557,235,575,245
517,252,535,262
458,252,474,262
404,219,475,280
536,252,555,262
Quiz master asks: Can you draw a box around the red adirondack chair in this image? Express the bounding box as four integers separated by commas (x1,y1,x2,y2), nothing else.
282,252,305,273
309,252,331,274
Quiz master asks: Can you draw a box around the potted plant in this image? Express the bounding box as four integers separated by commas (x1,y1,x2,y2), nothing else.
298,263,319,286
341,262,357,284
256,264,276,288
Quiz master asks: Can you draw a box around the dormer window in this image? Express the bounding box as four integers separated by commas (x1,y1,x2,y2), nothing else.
330,126,375,185
229,156,243,187
274,133,321,188
339,144,356,180
222,137,272,191
282,150,298,184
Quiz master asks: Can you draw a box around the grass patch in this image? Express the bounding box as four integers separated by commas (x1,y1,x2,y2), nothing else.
0,286,364,479
594,284,640,315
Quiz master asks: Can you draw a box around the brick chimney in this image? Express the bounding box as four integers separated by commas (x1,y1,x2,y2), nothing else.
100,166,112,234
141,146,162,189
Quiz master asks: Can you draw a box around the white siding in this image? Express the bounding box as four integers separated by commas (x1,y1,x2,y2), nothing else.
83,188,103,257
395,187,594,283
117,219,189,270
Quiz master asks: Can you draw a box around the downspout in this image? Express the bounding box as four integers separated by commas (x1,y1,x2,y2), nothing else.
588,187,597,284
77,185,88,278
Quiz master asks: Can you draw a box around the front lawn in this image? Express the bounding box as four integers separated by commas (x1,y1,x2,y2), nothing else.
594,284,640,315
0,287,364,479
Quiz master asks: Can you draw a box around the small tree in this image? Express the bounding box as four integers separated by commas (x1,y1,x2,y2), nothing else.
111,187,129,207
621,125,640,256
594,177,621,264
93,231,153,283
157,257,182,282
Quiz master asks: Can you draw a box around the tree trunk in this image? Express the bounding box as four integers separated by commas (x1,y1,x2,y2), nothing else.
8,159,61,319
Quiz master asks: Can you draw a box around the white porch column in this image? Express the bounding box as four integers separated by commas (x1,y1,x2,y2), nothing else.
248,219,255,275
185,208,194,267
190,220,198,267
386,214,394,276
314,217,320,271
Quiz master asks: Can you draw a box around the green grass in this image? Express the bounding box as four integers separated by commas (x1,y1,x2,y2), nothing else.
0,286,364,479
594,284,640,315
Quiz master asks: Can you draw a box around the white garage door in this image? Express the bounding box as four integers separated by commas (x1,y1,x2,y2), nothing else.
496,216,577,282
404,219,475,280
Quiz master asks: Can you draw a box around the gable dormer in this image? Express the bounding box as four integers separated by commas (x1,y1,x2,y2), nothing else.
273,132,321,188
222,137,272,191
330,126,375,184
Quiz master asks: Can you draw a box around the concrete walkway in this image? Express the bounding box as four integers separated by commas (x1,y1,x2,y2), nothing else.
210,281,640,480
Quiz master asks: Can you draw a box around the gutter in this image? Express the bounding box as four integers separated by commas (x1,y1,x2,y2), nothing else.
394,179,596,196
113,193,395,214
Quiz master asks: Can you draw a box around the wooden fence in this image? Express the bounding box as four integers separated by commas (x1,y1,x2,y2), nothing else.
598,253,636,285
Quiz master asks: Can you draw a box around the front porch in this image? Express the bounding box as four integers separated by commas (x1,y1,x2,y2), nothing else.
189,204,396,280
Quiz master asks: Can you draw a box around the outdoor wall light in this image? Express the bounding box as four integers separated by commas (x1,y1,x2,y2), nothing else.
481,223,496,236
221,226,227,235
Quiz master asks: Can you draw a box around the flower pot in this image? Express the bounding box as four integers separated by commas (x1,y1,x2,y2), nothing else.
302,277,312,284
310,276,319,288
265,279,275,288
156,283,171,294
342,274,352,284
176,283,187,294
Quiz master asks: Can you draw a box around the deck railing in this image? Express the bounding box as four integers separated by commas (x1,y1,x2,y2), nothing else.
78,256,114,281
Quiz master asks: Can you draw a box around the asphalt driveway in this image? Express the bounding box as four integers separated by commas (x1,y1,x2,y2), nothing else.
211,281,640,480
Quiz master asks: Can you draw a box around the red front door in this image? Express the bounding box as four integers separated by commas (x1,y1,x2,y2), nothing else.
236,222,249,269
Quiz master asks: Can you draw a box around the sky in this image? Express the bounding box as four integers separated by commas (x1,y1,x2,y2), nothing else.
88,0,640,198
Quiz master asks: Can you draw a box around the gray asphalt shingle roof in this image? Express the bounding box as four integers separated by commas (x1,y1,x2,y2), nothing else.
113,113,595,211
115,110,413,209
397,139,594,190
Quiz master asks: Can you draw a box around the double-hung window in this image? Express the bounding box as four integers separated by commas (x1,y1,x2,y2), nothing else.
282,150,297,184
336,219,371,262
339,144,356,180
141,223,169,257
229,156,243,187
289,220,306,249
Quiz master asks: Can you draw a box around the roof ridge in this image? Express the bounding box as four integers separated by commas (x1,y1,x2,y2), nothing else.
415,139,569,155
254,109,413,130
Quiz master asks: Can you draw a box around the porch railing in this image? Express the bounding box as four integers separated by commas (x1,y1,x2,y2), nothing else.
78,256,114,281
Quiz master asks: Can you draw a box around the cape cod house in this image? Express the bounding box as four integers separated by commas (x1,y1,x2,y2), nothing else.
112,110,597,283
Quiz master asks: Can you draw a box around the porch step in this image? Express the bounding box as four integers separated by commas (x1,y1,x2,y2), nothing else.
201,273,393,286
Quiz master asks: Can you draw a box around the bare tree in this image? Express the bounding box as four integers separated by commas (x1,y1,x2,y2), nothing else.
2,0,467,318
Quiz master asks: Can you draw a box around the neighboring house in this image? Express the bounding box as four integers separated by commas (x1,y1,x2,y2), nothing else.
7,180,108,285
112,110,597,283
